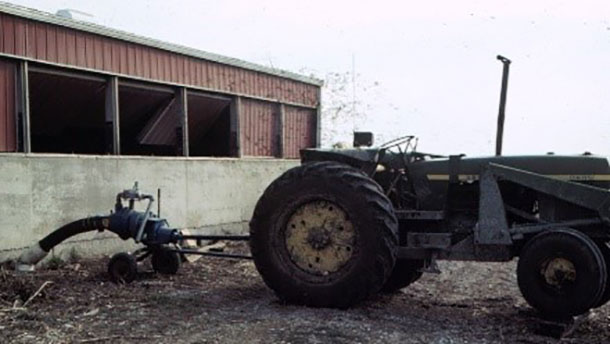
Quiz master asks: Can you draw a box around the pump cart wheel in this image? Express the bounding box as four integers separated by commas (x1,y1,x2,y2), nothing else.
108,252,138,283
151,249,181,275
250,162,398,308
594,241,610,308
381,259,425,293
517,228,607,318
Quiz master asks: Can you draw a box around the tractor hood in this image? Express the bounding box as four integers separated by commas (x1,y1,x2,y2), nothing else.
410,154,610,186
301,148,381,173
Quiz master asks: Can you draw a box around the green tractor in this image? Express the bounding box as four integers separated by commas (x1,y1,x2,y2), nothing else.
249,58,610,319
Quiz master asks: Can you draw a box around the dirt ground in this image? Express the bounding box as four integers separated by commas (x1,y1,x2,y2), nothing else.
1,244,610,344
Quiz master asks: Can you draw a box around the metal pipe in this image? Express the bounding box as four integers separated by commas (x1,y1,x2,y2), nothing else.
179,234,250,241
495,55,511,156
169,249,253,260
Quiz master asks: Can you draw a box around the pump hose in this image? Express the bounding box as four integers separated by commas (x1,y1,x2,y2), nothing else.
38,216,110,252
16,215,110,270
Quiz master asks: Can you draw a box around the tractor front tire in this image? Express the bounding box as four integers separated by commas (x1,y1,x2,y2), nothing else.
250,162,398,308
517,228,607,318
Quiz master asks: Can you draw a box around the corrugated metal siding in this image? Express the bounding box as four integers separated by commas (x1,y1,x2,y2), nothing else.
0,12,319,108
284,106,316,159
240,98,278,157
0,59,16,152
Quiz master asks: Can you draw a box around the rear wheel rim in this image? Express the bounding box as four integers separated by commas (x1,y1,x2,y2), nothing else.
284,200,356,275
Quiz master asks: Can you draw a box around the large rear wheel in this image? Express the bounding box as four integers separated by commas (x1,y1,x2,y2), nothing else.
250,162,398,308
517,228,607,318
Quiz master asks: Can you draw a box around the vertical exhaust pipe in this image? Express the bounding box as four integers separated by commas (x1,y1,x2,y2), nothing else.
496,55,511,156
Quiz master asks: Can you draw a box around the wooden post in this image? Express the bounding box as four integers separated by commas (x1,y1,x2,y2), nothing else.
230,96,241,157
177,87,189,157
16,60,31,153
105,76,120,154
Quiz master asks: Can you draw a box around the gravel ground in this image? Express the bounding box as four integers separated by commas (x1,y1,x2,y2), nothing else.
1,244,610,344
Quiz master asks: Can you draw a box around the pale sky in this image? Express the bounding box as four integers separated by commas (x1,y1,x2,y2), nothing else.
8,0,610,156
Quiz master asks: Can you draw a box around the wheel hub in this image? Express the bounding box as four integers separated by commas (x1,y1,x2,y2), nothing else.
285,200,355,275
542,257,576,287
306,228,332,250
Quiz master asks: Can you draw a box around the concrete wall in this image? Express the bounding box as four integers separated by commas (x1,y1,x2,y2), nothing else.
0,153,298,261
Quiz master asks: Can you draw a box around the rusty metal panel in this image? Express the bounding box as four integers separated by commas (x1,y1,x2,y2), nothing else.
216,63,224,90
260,73,266,97
159,51,167,81
284,106,316,159
0,59,16,152
218,64,225,90
56,27,67,64
26,21,35,58
142,48,151,79
156,51,165,82
226,66,234,91
192,58,200,86
3,15,15,55
244,70,252,95
218,64,227,91
182,57,190,85
75,32,86,66
93,36,103,70
209,63,217,89
134,45,142,77
149,48,159,80
110,40,120,73
187,57,194,86
120,42,129,74
65,30,76,65
46,26,57,63
177,55,185,84
236,68,243,92
168,54,177,83
0,14,4,53
84,34,95,69
197,59,204,86
163,52,172,82
126,43,136,75
14,17,26,56
240,98,278,157
35,22,47,60
102,39,111,71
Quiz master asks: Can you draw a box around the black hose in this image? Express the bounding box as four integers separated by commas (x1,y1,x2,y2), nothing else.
38,216,109,252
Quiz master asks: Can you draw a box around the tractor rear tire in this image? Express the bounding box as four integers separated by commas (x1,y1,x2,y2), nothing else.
250,162,398,308
517,228,607,318
381,259,424,293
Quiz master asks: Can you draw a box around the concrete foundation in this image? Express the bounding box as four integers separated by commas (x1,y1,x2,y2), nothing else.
0,153,297,262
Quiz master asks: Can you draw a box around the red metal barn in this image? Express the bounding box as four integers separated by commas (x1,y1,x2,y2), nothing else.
0,3,321,158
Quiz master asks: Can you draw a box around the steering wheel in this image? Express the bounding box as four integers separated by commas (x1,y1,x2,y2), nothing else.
380,135,416,151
